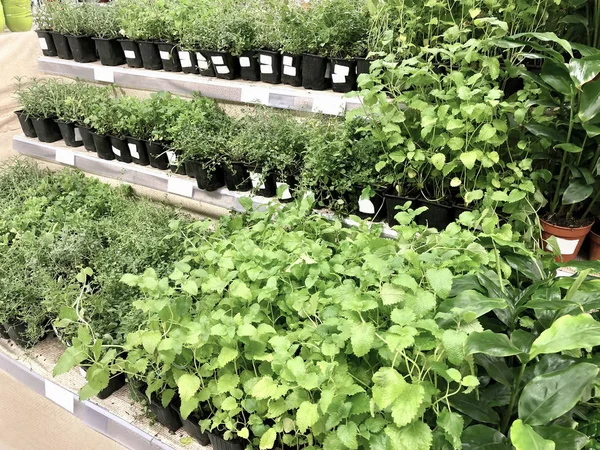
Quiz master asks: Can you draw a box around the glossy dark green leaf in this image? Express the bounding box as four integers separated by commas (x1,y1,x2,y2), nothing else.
525,123,567,142
511,32,573,57
534,425,589,450
583,122,600,138
504,255,545,282
474,354,514,386
530,314,600,358
541,59,572,95
466,331,522,357
572,43,600,57
532,355,577,378
510,420,555,450
556,143,583,153
461,425,510,450
569,55,600,89
438,290,507,318
579,78,600,122
450,393,500,424
519,363,599,425
563,180,594,205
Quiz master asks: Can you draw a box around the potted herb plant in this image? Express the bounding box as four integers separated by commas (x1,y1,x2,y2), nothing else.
33,2,58,57
255,0,284,84
58,3,99,64
117,0,164,70
279,3,308,87
89,4,126,67
14,78,62,143
178,1,216,77
42,1,73,60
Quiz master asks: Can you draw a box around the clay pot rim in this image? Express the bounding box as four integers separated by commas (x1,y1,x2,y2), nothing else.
540,217,594,233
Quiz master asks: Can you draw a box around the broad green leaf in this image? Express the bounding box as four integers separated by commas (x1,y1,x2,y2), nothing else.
442,330,467,366
579,78,600,122
177,374,200,402
252,377,278,400
462,425,510,450
381,283,406,305
337,422,359,449
534,425,589,450
478,124,497,141
120,273,138,286
519,363,599,426
512,32,573,57
524,123,567,142
53,346,86,376
529,314,600,358
448,137,465,150
439,290,506,318
451,393,500,424
555,143,583,153
181,279,198,296
260,428,277,449
473,355,514,386
180,396,200,420
569,56,600,88
466,331,522,357
540,59,572,95
391,383,425,427
142,331,161,354
230,280,252,301
510,420,555,450
218,347,239,367
562,180,594,205
385,422,432,450
426,268,453,299
239,197,253,211
296,401,319,433
372,367,406,409
430,153,446,170
438,409,464,450
460,151,478,170
351,322,375,357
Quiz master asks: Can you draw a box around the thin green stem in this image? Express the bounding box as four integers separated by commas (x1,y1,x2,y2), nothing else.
502,363,527,434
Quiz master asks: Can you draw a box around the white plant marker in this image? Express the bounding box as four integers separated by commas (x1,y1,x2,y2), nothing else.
73,127,83,143
358,198,375,214
124,50,136,59
276,182,292,200
239,57,251,67
179,51,192,68
39,37,49,50
128,143,140,159
159,50,170,60
112,146,121,158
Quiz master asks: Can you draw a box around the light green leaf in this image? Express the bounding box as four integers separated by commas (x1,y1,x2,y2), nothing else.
448,137,465,150
177,374,200,402
372,367,406,409
180,396,200,420
142,331,161,354
381,283,406,305
478,124,497,141
218,347,239,367
579,78,600,122
529,314,600,358
252,377,278,400
460,151,478,170
426,268,453,299
438,409,464,450
337,422,359,449
230,280,252,301
53,346,86,377
385,422,433,450
260,428,277,449
391,383,425,427
510,420,555,450
181,279,198,296
430,153,446,170
351,322,375,357
296,401,319,433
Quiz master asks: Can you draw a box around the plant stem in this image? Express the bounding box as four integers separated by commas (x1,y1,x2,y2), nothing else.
550,97,576,213
583,189,600,219
502,362,527,434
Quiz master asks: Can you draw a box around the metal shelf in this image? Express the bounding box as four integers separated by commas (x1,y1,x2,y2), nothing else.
38,57,363,116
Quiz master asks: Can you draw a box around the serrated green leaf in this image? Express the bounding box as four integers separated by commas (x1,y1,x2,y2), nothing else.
142,331,161,354
53,346,86,377
260,428,277,449
351,322,375,357
438,409,464,450
181,279,198,296
478,124,497,141
385,422,433,450
426,268,453,299
297,401,319,433
230,280,252,301
381,283,406,305
218,347,239,367
373,368,406,409
391,383,425,427
177,374,200,402
337,422,359,449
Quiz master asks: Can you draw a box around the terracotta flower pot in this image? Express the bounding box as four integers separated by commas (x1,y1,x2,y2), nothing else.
540,218,593,262
590,226,600,261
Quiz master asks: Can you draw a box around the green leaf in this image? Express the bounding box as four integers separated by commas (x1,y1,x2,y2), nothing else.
430,153,446,170
462,425,510,450
252,377,278,400
296,401,319,433
451,393,500,424
555,143,583,153
510,420,555,450
439,290,507,318
180,396,200,420
230,280,252,301
519,363,599,426
562,180,594,205
337,422,359,449
373,368,407,409
478,124,497,141
381,283,406,305
529,314,600,358
447,137,465,150
120,273,138,286
351,322,375,357
460,151,478,170
579,78,600,122
391,383,425,427
177,374,200,402
540,59,572,95
512,32,573,57
385,422,432,450
260,428,277,450
534,426,589,450
142,331,161,354
218,347,239,367
239,197,253,211
53,346,86,377
569,56,600,89
466,331,522,357
426,268,453,299
438,409,464,450
181,279,198,296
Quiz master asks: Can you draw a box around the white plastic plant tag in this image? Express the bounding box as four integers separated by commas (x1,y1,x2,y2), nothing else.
168,177,194,198
211,55,224,65
39,37,49,50
166,150,178,164
239,57,251,67
179,52,192,68
45,381,74,413
94,67,114,83
112,146,121,157
196,52,207,62
79,367,87,379
260,64,274,74
283,55,293,66
160,50,170,60
334,64,350,76
548,237,580,256
283,66,297,77
277,182,292,200
55,148,75,166
216,65,230,75
124,50,136,59
74,127,83,142
198,59,209,70
249,172,266,189
260,54,272,65
358,198,375,214
332,73,346,84
128,143,140,159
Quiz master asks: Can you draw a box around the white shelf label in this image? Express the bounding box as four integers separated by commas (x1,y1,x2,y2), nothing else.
260,54,272,65
160,50,170,60
179,52,192,68
45,381,74,413
358,198,375,214
283,66,297,77
39,37,49,50
239,57,251,67
128,143,140,159
334,64,350,76
94,66,114,83
112,146,121,157
168,177,194,198
211,55,224,65
216,65,230,75
277,182,292,200
312,97,345,115
241,86,270,105
55,148,75,166
260,64,273,74
283,55,293,66
74,127,83,143
124,50,136,59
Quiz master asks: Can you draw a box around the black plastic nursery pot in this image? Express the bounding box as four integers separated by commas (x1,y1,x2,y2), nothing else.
31,117,62,143
145,140,170,170
118,39,143,68
276,174,298,203
223,163,252,191
91,132,116,161
248,166,277,197
208,432,245,450
356,188,387,222
258,50,281,84
207,51,240,80
51,32,73,60
36,30,57,57
418,200,454,230
4,321,35,348
302,53,330,91
0,324,10,340
184,160,200,179
196,165,226,192
330,58,357,93
138,41,163,71
281,53,303,87
238,50,260,81
109,136,133,163
177,412,210,446
385,193,418,227
78,126,96,152
94,38,126,66
14,110,37,138
56,121,84,147
148,399,182,432
66,35,98,63
157,42,182,72
81,366,126,399
126,137,150,166
453,204,473,221
196,50,215,77
355,57,372,78
178,49,199,74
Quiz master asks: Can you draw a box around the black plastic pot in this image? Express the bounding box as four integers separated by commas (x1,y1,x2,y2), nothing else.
196,165,226,191
259,50,281,84
453,204,473,221
126,137,150,166
276,174,298,203
157,42,182,72
356,188,387,222
56,121,84,147
418,200,454,230
281,53,302,87
51,32,73,60
207,51,240,80
91,132,115,160
302,53,330,90
36,30,57,57
385,194,419,227
94,38,126,66
66,35,98,63
31,117,62,143
138,41,163,70
81,366,126,400
248,167,277,197
238,50,260,81
109,136,133,163
178,49,199,74
4,321,33,348
196,50,215,77
149,398,182,432
0,324,10,340
208,433,245,450
330,58,357,93
223,163,252,191
167,150,186,175
78,126,96,152
145,141,169,170
14,110,37,138
119,39,143,68
355,57,372,78
184,160,200,179
177,412,210,446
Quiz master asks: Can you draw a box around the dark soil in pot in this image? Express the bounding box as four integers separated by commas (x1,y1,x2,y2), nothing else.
126,137,150,166
356,188,387,222
196,165,225,191
223,163,252,191
0,324,10,340
138,41,163,70
196,50,215,77
208,432,245,450
56,121,84,147
148,397,182,432
78,126,96,152
31,117,62,143
119,39,143,68
207,51,240,80
355,57,372,78
281,53,302,87
417,200,454,230
385,193,419,227
302,53,330,91
91,132,115,160
109,136,133,163
259,50,281,84
177,411,210,446
145,141,169,170
330,58,357,93
36,30,57,57
239,50,260,81
51,32,73,60
66,35,98,63
248,166,277,197
178,49,199,74
14,110,37,138
94,38,126,66
157,43,182,72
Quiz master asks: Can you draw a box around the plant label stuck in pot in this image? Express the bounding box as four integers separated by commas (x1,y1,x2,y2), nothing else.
250,172,266,190
359,198,376,215
128,143,140,159
197,53,209,70
179,52,192,68
276,182,292,200
260,54,273,74
112,146,121,158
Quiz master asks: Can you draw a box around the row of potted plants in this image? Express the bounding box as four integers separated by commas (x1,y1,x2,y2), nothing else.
34,0,370,93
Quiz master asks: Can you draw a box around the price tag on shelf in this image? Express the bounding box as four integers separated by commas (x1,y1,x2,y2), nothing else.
45,381,74,413
241,86,270,106
55,148,75,166
312,96,345,115
94,66,114,83
167,177,194,198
